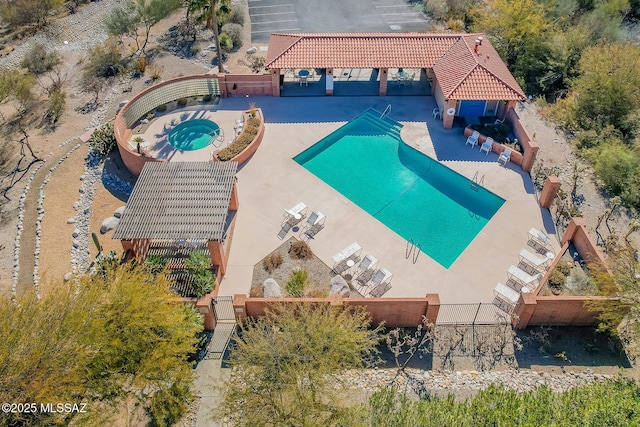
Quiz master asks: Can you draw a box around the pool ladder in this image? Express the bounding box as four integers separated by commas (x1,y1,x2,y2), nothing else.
380,104,392,119
470,170,484,191
208,128,225,148
406,239,421,264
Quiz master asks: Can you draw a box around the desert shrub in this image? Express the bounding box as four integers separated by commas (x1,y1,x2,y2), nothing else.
238,53,265,73
84,38,126,78
425,0,447,20
285,269,308,297
44,89,66,127
177,97,188,107
144,254,167,275
185,250,215,298
263,252,283,274
447,18,465,31
219,33,233,52
148,65,162,81
548,263,571,291
89,122,116,156
222,23,243,49
94,251,120,279
216,116,261,161
289,240,313,260
134,56,148,75
470,122,512,143
229,4,246,25
21,42,60,74
595,143,638,195
156,103,167,112
202,94,212,102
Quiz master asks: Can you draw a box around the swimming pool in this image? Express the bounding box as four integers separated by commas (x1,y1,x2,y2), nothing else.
168,119,220,151
293,111,505,268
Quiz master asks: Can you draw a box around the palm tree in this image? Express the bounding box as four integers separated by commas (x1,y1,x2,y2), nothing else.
187,0,230,73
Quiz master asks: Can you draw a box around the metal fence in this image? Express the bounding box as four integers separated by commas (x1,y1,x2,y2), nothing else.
435,303,511,325
206,296,237,360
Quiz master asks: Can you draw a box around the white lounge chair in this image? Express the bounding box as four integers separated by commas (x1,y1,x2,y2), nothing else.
508,265,541,291
432,108,442,119
480,137,493,155
368,268,393,297
466,131,480,147
332,242,363,267
519,248,551,272
283,202,308,221
494,282,520,305
528,227,551,248
498,147,512,166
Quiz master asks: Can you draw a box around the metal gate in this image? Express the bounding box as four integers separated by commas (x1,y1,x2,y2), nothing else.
205,296,236,360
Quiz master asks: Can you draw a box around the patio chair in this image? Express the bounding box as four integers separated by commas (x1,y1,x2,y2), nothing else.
518,248,551,272
299,75,308,86
301,211,325,239
432,108,442,119
498,147,512,166
480,137,493,155
368,268,393,297
528,227,551,249
507,265,541,291
354,254,378,282
465,130,480,147
494,282,521,306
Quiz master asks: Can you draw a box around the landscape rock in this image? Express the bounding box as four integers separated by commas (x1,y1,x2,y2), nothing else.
263,278,282,298
330,275,350,297
66,218,76,224
63,272,73,282
100,216,120,234
114,206,126,218
246,46,257,54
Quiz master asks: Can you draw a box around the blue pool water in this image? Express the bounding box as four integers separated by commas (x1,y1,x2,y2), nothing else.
293,111,505,268
168,119,220,151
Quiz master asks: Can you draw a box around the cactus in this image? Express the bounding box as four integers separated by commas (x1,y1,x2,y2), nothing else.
91,232,103,254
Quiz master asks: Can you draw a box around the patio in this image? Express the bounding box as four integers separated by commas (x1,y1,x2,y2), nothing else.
215,95,558,304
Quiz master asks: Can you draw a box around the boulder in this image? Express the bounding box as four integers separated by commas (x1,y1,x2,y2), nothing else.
246,46,257,54
63,272,73,282
66,217,76,224
114,206,126,218
262,278,282,298
330,275,350,297
100,216,120,234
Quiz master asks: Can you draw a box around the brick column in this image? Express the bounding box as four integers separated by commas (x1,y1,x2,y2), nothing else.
522,142,539,173
425,293,440,324
539,176,560,209
233,294,247,324
513,292,537,329
229,182,239,211
208,240,227,275
196,294,216,330
271,69,280,97
442,100,457,129
561,217,586,246
216,73,228,98
379,68,388,96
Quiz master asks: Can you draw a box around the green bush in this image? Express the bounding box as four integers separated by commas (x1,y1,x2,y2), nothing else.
45,89,66,126
21,42,60,74
219,33,233,52
221,23,243,49
177,97,188,107
83,38,126,78
595,143,638,195
202,94,212,102
89,123,117,156
285,269,308,297
144,254,167,275
155,103,167,112
470,122,512,143
217,116,261,161
185,250,215,298
229,4,246,25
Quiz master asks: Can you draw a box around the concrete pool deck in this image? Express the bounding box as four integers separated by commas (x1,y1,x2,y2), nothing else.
145,96,559,304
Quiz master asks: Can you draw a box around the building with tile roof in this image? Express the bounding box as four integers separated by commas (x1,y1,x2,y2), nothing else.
265,33,526,129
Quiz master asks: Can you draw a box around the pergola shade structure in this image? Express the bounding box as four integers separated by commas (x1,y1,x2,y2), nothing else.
114,161,239,275
114,161,238,242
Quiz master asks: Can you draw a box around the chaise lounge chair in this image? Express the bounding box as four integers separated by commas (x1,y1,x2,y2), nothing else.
466,130,480,147
494,282,521,305
528,227,551,250
518,248,551,272
507,265,542,292
480,137,493,155
283,202,308,221
332,242,363,272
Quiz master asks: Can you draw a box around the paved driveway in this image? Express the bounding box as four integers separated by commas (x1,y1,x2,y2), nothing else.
249,0,431,43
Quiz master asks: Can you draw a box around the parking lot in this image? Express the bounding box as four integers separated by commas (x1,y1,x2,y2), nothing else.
249,0,431,43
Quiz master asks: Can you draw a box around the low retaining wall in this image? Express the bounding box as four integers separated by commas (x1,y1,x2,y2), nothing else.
233,294,440,327
218,73,274,97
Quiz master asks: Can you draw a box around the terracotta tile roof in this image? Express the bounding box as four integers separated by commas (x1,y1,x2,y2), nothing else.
433,35,525,100
265,33,525,101
265,33,459,69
